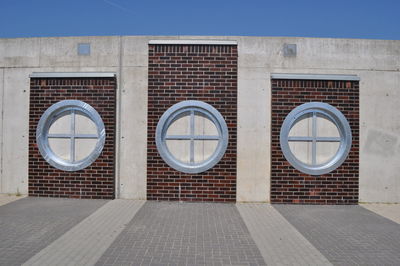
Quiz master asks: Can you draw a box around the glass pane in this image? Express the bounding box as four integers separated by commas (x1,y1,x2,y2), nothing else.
289,114,312,137
194,114,218,136
75,139,97,161
194,140,218,163
316,142,340,165
166,140,190,163
289,142,312,165
48,138,70,161
166,114,190,135
75,114,97,134
49,114,70,134
317,115,340,137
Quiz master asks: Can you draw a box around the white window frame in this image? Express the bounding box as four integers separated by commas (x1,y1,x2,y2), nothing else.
36,100,106,171
156,100,229,174
280,102,352,175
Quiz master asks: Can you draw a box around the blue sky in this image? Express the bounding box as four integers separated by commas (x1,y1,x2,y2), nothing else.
0,0,399,40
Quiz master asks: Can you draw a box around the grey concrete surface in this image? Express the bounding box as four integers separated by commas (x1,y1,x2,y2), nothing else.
2,196,400,265
0,197,107,266
95,202,265,266
23,200,144,266
274,205,400,266
0,194,26,206
237,203,331,265
361,203,400,224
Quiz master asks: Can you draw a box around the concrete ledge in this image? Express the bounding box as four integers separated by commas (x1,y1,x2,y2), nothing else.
149,40,237,45
271,73,360,81
30,72,116,78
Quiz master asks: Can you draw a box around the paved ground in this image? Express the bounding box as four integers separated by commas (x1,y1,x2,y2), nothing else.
275,205,400,265
361,203,400,224
24,200,144,266
0,197,107,266
0,195,399,266
0,194,26,206
237,203,331,265
96,202,265,266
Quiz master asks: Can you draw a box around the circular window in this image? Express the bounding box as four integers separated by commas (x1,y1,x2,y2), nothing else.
36,100,106,171
156,100,229,174
280,102,352,175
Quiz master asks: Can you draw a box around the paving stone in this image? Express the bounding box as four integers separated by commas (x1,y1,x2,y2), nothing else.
237,203,332,266
0,197,107,266
96,202,266,266
0,194,26,206
23,200,144,266
274,204,400,266
361,203,400,224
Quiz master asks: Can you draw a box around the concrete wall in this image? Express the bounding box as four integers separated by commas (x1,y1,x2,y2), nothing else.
0,36,399,203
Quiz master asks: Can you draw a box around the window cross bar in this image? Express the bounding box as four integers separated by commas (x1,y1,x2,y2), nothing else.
190,110,195,163
70,110,76,163
48,134,98,139
288,136,341,142
312,112,317,165
165,135,220,140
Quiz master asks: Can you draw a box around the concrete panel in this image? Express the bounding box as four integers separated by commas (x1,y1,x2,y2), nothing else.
0,38,40,68
0,69,3,192
39,37,120,67
237,67,270,202
121,36,150,67
359,71,400,203
1,68,30,194
237,37,400,71
118,66,147,199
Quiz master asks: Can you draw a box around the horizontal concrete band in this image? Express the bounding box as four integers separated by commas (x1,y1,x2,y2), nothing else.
271,73,360,81
29,72,116,78
149,39,238,45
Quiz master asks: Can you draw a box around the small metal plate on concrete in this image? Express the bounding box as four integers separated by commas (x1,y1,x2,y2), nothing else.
78,43,91,55
283,43,297,57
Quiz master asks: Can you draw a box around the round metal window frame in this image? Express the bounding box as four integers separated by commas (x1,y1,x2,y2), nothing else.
156,100,229,174
280,102,352,175
36,100,106,172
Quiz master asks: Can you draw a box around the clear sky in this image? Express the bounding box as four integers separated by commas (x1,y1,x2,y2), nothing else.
0,0,399,40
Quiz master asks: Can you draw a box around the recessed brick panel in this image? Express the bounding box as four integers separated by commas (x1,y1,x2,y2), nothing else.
271,79,359,204
147,44,238,202
29,78,116,199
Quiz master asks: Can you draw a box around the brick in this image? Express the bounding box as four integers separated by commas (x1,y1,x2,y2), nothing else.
28,78,116,199
271,79,359,204
147,44,238,202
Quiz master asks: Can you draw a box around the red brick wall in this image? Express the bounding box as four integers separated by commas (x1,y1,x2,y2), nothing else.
29,78,116,199
147,44,238,202
271,79,359,204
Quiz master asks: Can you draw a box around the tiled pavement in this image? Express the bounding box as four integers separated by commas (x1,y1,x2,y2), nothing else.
274,205,400,265
361,203,400,224
0,197,107,266
96,202,265,266
237,204,331,265
24,200,144,266
0,194,26,206
0,195,399,266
